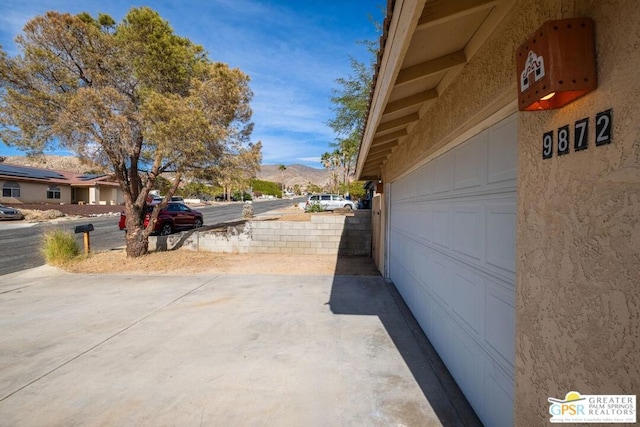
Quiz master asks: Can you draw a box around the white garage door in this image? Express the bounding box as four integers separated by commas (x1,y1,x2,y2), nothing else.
388,114,517,427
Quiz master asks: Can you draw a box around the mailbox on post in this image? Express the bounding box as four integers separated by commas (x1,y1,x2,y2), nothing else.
74,224,94,254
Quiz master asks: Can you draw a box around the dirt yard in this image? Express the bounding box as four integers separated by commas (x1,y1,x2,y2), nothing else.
25,202,374,276
65,250,380,276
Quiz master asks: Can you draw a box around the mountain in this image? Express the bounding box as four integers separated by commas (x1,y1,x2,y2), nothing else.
0,155,330,188
0,155,107,174
257,164,330,188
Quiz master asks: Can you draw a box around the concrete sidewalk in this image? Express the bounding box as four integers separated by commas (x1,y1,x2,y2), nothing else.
0,266,481,426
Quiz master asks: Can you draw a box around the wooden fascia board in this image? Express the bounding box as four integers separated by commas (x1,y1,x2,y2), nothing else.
384,89,438,115
396,50,467,85
417,0,498,29
356,0,427,180
376,112,420,133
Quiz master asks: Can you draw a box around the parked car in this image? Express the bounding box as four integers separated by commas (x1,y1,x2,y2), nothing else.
119,202,203,235
0,203,25,220
148,194,163,204
305,194,355,211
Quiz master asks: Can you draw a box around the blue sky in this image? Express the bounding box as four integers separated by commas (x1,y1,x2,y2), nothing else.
0,0,382,168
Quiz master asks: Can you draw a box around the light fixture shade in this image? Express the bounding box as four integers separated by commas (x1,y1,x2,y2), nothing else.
517,18,597,111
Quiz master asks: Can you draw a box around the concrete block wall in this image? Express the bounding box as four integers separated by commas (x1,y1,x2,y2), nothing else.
152,211,372,256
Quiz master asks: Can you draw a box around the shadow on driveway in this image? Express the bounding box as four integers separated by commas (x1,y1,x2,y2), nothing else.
329,266,482,426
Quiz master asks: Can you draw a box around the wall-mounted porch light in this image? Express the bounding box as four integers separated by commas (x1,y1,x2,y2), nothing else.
516,18,597,111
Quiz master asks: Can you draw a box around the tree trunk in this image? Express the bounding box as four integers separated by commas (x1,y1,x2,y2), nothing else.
125,227,149,257
124,202,150,258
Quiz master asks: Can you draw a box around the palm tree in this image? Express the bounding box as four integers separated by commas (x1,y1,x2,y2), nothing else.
278,164,287,194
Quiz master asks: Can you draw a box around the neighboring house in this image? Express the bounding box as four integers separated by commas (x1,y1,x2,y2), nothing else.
0,163,123,205
357,1,638,426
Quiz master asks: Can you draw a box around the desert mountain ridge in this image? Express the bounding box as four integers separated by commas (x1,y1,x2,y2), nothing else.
257,164,330,188
1,154,108,174
0,155,331,188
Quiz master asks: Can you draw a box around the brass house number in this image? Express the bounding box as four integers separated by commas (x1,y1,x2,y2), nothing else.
542,109,612,159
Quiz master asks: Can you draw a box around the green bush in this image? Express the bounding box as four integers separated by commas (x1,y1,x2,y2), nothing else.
233,191,252,201
41,229,80,266
305,203,325,213
251,179,281,197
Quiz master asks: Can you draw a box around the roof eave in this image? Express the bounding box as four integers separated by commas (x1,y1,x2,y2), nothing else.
356,0,427,180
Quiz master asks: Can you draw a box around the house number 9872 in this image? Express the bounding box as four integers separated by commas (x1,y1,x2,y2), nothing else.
542,109,612,159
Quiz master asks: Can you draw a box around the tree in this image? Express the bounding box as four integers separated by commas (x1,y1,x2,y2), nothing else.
339,180,366,200
278,164,287,193
0,8,253,257
251,179,281,197
205,141,262,201
320,151,340,193
325,40,377,187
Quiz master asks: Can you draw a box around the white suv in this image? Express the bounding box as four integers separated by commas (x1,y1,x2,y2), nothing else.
306,194,355,211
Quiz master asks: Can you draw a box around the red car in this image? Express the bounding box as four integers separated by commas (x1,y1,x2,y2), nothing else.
119,202,204,235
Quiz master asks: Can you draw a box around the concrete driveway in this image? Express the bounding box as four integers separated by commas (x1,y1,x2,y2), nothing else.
0,266,480,426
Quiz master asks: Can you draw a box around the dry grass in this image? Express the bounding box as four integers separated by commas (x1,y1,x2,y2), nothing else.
64,249,378,276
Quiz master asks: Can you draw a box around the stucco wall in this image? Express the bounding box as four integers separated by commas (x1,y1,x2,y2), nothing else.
515,1,640,425
0,180,71,204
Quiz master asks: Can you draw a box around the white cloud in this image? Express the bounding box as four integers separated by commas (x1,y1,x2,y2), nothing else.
298,156,322,164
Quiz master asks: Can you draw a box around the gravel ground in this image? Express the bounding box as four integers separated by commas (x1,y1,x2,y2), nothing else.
16,203,124,216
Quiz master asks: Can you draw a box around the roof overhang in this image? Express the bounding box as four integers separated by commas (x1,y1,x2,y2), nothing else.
357,0,515,180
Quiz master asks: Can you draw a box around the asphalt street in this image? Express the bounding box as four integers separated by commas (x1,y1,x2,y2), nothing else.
0,197,304,276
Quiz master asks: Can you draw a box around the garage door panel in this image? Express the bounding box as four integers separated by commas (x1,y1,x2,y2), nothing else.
413,249,430,293
487,114,517,185
433,154,453,193
454,132,487,190
453,204,483,260
486,201,516,276
429,255,453,306
451,268,484,336
417,164,432,196
485,281,516,368
481,359,515,427
412,283,433,337
416,204,432,242
432,207,451,249
431,301,453,361
449,326,483,406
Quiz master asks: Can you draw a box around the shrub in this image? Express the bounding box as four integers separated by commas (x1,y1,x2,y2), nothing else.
251,179,281,197
233,191,252,201
305,203,325,213
41,229,80,266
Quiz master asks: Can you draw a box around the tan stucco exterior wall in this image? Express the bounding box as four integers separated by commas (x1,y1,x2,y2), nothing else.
515,1,640,425
98,185,124,204
377,0,639,425
1,180,71,204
